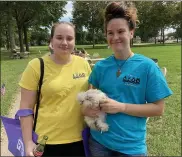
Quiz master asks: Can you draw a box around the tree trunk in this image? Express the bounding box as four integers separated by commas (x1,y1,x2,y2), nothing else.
162,28,165,44
17,26,24,52
0,31,1,53
92,28,95,48
7,3,16,56
6,30,10,50
130,39,133,47
0,32,2,53
160,28,162,44
23,24,29,51
0,18,2,53
15,8,24,52
155,37,157,44
177,37,178,43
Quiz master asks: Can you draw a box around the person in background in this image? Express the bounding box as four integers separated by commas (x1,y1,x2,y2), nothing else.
82,2,173,156
19,21,91,157
1,83,6,96
80,48,87,58
74,50,81,56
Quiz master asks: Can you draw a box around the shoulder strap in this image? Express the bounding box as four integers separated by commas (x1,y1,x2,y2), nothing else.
33,58,44,131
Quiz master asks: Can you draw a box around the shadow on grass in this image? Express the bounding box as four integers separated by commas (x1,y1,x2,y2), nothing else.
76,43,181,50
1,51,37,61
132,43,181,48
1,49,48,61
76,45,108,49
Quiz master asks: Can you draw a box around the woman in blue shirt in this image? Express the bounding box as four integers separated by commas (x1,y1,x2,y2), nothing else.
82,2,173,156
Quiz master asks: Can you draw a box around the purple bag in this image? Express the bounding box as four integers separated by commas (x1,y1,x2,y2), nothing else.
0,109,38,156
82,127,91,157
1,109,90,157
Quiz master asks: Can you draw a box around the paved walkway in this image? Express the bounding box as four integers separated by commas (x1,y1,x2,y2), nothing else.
1,89,21,156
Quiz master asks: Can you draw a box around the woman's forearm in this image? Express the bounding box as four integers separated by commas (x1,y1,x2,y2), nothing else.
101,99,164,117
121,100,164,117
20,116,34,145
19,88,37,145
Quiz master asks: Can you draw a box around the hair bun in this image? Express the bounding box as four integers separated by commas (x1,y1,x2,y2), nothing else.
105,2,126,21
104,2,138,31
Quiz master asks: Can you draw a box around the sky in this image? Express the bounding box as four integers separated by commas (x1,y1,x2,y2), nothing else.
59,1,175,34
60,1,73,22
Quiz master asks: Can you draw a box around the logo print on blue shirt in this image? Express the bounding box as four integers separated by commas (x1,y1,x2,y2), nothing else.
123,75,140,86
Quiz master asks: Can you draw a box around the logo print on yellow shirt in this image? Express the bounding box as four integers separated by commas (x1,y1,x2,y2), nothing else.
73,73,85,79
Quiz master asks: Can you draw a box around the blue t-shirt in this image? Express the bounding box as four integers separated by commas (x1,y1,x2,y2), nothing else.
88,53,173,155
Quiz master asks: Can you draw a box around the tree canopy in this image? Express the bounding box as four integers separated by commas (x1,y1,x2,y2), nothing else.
0,1,181,54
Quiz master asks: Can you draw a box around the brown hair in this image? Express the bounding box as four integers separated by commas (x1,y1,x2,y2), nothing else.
50,21,75,38
104,2,138,32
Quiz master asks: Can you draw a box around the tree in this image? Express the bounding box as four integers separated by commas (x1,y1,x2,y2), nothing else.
0,2,7,51
72,1,108,48
135,1,178,44
151,1,178,44
171,2,181,42
0,2,16,55
30,27,50,46
11,1,67,52
7,2,16,54
134,1,160,43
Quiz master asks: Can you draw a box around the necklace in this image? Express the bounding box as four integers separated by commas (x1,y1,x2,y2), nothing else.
114,53,133,77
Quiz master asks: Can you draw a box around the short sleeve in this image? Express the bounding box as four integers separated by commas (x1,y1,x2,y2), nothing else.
19,59,40,91
145,64,173,103
88,63,100,88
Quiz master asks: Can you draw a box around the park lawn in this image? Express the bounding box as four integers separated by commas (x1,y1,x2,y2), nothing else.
1,44,181,156
1,47,49,116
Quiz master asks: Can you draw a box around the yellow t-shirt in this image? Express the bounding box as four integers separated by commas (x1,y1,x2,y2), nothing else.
19,54,91,144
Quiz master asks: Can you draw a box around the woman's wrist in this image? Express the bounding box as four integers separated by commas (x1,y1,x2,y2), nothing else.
24,139,34,150
118,102,127,113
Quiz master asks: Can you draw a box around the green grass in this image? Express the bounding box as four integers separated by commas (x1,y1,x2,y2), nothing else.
1,47,49,116
1,43,181,156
